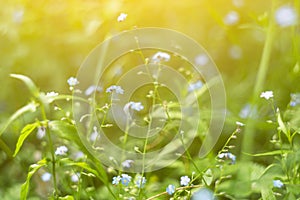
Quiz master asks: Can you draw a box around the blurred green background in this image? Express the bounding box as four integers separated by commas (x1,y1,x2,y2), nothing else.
0,0,299,197
1,0,298,114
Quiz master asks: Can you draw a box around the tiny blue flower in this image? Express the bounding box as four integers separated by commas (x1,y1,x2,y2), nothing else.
55,146,68,156
121,174,132,186
67,77,79,87
188,80,203,92
290,93,300,107
273,180,284,188
71,173,80,183
122,160,134,168
275,6,297,27
218,152,236,164
41,172,51,182
135,176,146,188
106,85,124,94
36,126,46,139
112,176,121,185
123,102,144,118
180,175,191,186
124,101,144,112
166,184,176,195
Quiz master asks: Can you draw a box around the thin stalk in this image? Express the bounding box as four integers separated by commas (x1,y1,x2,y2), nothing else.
0,137,13,158
241,0,276,159
41,104,59,197
238,0,276,195
146,184,202,200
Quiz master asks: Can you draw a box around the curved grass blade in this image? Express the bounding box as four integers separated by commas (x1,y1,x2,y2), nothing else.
0,102,38,137
10,74,40,98
243,150,292,157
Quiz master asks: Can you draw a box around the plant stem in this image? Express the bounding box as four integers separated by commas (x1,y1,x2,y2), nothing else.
241,0,276,159
146,184,202,200
0,137,13,158
41,104,59,197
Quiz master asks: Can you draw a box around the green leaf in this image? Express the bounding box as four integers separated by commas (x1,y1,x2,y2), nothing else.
60,159,99,178
10,74,39,98
244,149,292,157
0,102,38,137
261,187,276,200
50,94,90,103
49,121,81,145
49,121,117,199
21,159,47,200
14,122,39,157
49,121,108,183
277,109,288,135
58,196,74,200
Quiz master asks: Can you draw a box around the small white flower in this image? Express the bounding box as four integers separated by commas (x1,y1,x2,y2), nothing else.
236,121,245,127
224,11,240,25
123,102,144,114
188,80,203,92
85,85,102,96
90,126,99,142
55,145,68,156
106,85,124,94
37,126,46,139
41,172,51,182
166,184,176,195
180,175,191,186
195,54,209,66
260,91,274,100
275,6,297,27
46,91,58,97
112,176,121,185
122,160,134,168
71,173,80,183
117,13,127,22
152,52,171,62
67,77,79,87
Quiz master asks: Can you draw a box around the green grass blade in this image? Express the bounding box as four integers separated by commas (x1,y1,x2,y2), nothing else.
10,74,40,98
244,150,292,157
60,158,99,177
0,102,38,137
261,187,276,200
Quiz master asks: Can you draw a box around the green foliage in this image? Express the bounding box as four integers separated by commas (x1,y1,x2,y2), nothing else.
21,159,47,200
0,102,37,137
13,122,38,157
